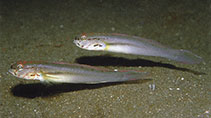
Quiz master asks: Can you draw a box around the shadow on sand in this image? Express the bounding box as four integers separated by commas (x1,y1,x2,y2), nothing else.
11,80,150,99
75,55,205,75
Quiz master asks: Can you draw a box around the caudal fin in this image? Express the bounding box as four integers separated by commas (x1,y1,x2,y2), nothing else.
167,49,203,64
110,70,150,83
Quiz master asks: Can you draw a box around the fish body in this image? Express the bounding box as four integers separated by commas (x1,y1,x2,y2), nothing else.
9,61,149,84
73,33,202,64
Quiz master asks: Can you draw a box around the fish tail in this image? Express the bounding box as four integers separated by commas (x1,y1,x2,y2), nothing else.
107,71,150,83
165,49,203,64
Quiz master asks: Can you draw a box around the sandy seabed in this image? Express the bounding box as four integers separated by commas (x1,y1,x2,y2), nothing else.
0,0,210,118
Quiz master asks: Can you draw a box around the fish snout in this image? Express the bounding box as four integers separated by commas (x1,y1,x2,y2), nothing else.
8,69,17,76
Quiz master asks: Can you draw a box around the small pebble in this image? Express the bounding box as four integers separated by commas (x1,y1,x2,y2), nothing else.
175,32,180,36
60,25,64,28
114,69,118,72
149,84,156,91
205,110,209,114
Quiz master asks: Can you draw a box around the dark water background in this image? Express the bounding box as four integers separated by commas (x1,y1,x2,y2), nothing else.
0,0,210,117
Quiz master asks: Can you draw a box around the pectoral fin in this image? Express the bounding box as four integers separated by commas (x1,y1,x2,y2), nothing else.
41,73,72,83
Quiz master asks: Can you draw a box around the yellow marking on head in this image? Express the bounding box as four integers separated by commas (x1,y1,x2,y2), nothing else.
105,44,110,51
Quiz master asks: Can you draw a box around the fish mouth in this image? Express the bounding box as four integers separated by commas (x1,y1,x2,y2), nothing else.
73,40,79,46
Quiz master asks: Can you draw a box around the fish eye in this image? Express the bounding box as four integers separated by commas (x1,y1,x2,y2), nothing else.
17,64,24,69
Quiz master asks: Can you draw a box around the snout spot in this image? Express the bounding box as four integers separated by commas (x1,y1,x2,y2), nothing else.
93,44,102,47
